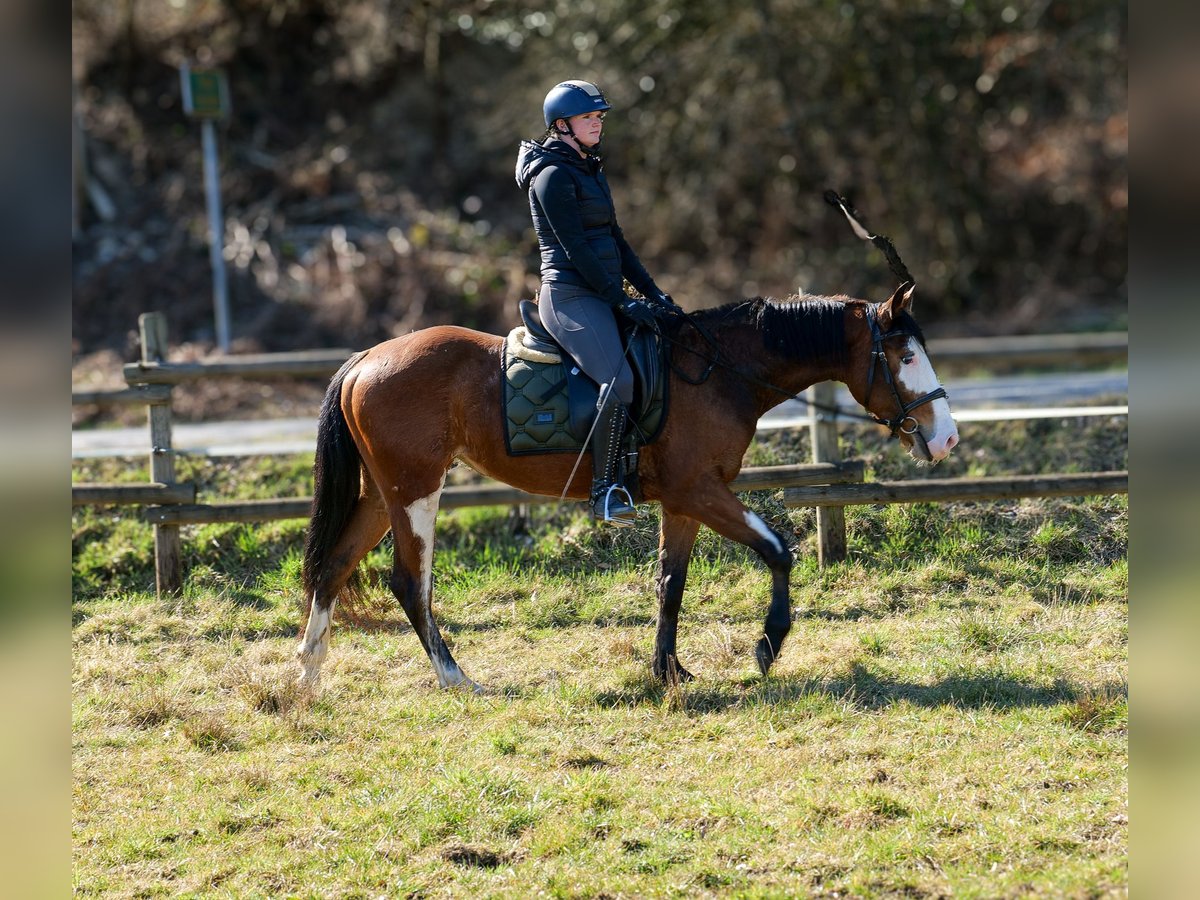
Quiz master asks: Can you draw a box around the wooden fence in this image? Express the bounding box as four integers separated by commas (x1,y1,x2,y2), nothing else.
73,312,1128,596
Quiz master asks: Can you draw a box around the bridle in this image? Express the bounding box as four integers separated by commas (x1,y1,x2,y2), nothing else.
825,188,949,449
862,301,948,440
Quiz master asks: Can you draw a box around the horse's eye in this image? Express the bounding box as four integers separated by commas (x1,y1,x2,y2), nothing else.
901,352,915,365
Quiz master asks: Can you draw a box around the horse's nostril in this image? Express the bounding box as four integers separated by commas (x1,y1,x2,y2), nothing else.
946,433,959,452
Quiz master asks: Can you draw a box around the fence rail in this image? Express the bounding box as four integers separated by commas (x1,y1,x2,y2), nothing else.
71,482,197,507
122,349,354,385
73,312,1129,597
140,462,869,526
783,471,1128,508
71,384,173,407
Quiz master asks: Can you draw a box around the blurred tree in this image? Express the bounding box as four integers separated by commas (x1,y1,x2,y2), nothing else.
71,0,1125,352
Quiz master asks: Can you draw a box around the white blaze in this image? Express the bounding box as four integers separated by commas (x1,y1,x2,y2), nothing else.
897,338,958,459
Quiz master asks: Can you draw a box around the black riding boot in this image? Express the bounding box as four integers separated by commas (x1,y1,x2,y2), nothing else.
590,392,636,526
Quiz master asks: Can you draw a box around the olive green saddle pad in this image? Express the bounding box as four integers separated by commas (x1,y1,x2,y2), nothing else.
501,315,668,456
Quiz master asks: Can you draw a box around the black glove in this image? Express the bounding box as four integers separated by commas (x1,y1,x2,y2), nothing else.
650,292,685,321
617,299,659,328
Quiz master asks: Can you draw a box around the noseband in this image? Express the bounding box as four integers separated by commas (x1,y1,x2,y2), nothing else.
864,305,948,440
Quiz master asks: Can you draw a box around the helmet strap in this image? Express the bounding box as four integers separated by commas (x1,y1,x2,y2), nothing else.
555,119,602,157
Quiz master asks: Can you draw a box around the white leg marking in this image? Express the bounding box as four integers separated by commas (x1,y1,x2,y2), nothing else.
744,510,784,555
896,338,959,459
296,595,335,686
405,478,479,691
404,479,443,613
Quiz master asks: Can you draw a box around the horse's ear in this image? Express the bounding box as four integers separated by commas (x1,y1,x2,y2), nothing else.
879,281,916,329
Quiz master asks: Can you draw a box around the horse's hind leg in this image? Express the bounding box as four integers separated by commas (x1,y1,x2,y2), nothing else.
653,511,702,682
296,488,390,685
388,474,481,692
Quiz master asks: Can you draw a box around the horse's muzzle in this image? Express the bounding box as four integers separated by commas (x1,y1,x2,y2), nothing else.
907,430,934,463
916,428,959,463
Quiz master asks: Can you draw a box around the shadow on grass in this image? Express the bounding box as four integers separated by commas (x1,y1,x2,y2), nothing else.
593,665,1122,714
435,610,658,633
222,587,276,609
797,604,899,622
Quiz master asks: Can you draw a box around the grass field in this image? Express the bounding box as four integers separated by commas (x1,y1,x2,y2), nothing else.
72,417,1127,897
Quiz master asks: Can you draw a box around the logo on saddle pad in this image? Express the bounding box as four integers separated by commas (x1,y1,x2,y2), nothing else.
501,303,668,456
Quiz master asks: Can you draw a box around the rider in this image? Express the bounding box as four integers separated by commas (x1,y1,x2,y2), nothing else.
515,79,680,525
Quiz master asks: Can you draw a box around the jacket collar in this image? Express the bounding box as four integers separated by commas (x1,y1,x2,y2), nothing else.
542,139,599,170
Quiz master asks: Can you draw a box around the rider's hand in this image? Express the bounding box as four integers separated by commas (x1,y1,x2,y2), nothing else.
651,292,685,321
617,299,659,328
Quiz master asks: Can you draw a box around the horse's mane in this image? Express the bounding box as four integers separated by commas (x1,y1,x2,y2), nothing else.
689,295,851,365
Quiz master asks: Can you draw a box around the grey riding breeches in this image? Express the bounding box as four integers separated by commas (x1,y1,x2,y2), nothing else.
538,283,635,406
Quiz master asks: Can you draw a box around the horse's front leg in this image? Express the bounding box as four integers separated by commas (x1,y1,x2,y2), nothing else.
668,483,794,677
653,511,701,682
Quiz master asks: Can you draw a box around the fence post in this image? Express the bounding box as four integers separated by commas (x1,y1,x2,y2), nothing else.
140,313,183,596
809,381,847,565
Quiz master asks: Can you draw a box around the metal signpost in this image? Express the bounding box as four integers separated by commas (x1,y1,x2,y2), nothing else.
180,64,232,354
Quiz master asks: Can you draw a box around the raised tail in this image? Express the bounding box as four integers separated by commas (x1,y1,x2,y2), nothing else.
302,351,369,601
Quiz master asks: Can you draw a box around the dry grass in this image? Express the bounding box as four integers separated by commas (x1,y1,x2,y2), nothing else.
74,588,1127,897
73,430,1127,896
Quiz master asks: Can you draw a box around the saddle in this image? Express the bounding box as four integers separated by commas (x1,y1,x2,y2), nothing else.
502,299,669,459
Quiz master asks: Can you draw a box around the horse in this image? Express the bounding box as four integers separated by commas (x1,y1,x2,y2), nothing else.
295,282,958,691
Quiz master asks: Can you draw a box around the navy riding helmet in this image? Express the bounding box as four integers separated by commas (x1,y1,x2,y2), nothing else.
543,80,611,128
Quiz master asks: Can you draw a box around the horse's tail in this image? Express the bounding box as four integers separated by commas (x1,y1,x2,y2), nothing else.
302,351,369,604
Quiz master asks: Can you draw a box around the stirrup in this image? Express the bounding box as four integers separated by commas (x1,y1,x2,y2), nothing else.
592,483,637,527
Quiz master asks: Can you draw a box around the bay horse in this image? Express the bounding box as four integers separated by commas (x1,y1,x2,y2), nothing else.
295,283,958,690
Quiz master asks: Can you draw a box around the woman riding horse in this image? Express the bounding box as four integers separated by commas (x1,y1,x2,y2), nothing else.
515,79,681,525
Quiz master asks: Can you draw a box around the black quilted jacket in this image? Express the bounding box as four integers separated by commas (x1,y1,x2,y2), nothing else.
515,138,661,307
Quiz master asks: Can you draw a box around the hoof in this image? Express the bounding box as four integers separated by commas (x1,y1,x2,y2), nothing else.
295,661,321,689
754,636,778,676
653,660,696,684
294,648,324,688
440,675,486,694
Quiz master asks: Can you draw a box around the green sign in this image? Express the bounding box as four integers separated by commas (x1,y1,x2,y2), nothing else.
180,66,230,119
